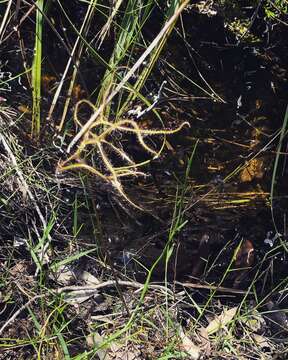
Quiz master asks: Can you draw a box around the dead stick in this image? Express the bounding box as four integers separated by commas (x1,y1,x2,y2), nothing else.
176,281,251,295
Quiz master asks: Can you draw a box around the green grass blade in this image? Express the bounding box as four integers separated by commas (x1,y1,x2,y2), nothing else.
31,0,44,137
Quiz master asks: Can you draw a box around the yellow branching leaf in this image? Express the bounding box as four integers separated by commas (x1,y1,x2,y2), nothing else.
58,99,189,209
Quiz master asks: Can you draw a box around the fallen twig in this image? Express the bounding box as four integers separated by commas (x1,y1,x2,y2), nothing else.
0,294,45,336
176,281,251,295
54,280,174,296
0,279,174,335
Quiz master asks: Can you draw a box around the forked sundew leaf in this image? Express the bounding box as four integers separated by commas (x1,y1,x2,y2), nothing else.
205,307,238,335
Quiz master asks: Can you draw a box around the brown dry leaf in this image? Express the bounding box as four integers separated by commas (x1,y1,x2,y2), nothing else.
80,270,100,285
179,328,200,360
87,333,141,360
16,180,28,201
244,310,265,333
198,327,211,356
252,334,271,349
18,104,31,114
63,288,99,304
233,239,255,288
255,99,262,109
235,239,254,267
108,342,141,360
52,264,75,285
9,260,28,277
86,332,109,360
72,84,85,101
42,74,56,93
191,233,210,277
205,307,238,335
240,158,264,182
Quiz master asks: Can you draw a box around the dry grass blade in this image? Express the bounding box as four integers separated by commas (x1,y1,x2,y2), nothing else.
0,0,13,41
96,0,123,49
